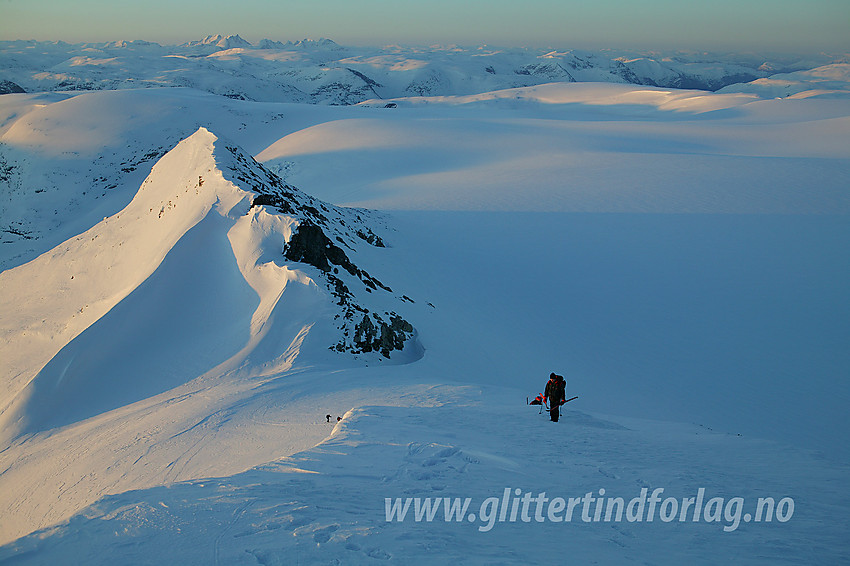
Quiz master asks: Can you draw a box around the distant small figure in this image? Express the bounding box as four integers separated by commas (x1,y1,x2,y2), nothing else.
544,373,566,422
326,414,332,423
337,416,342,422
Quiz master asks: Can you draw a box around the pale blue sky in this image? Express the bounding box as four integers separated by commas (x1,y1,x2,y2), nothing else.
1,0,848,53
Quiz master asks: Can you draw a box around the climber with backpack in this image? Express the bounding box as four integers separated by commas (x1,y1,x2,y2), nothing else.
544,373,566,422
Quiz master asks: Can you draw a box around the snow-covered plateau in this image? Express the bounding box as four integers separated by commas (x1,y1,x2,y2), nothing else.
0,39,849,565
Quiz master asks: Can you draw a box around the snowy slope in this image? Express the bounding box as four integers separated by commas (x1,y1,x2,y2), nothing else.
0,124,418,543
719,63,850,99
3,397,848,565
267,82,850,215
0,87,356,272
0,80,848,563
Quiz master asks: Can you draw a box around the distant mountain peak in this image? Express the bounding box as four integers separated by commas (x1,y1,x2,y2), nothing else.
103,39,161,49
183,34,253,50
285,38,343,50
258,39,287,50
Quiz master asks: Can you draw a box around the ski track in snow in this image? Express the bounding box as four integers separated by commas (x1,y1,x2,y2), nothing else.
2,396,847,565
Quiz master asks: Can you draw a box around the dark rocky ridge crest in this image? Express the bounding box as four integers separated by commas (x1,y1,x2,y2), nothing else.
217,142,417,360
282,220,413,358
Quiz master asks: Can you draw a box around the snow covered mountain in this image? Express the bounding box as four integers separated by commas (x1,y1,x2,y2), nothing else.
719,62,850,98
181,34,253,50
2,38,845,104
0,118,421,547
0,64,848,563
0,125,418,438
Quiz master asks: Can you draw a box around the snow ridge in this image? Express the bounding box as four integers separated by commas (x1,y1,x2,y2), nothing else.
0,127,418,443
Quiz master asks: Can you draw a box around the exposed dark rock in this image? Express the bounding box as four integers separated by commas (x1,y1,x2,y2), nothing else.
513,63,575,82
280,220,413,358
610,61,642,85
283,221,392,291
351,312,415,358
225,141,416,360
381,315,414,355
0,80,25,95
252,192,296,214
284,221,356,275
565,55,594,71
347,68,382,88
357,228,384,247
329,274,353,306
1,227,34,240
353,314,377,352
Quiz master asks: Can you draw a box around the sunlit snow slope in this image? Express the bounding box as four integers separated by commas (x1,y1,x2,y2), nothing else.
0,81,848,564
0,123,418,543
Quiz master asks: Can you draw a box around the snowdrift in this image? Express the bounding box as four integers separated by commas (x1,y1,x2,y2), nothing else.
3,393,849,565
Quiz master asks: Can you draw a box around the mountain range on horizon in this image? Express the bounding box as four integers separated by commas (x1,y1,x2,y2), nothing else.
2,36,848,105
0,31,848,564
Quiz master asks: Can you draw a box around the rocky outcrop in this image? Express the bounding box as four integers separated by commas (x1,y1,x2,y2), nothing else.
0,80,25,95
230,142,417,360
282,220,415,359
352,313,414,358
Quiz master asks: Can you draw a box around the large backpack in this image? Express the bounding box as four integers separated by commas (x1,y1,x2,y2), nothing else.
545,378,558,402
552,377,566,404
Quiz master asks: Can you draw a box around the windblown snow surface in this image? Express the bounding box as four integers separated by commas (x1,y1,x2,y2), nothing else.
0,78,848,565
